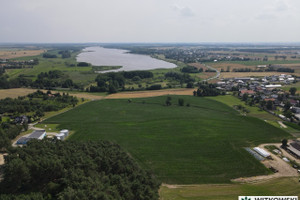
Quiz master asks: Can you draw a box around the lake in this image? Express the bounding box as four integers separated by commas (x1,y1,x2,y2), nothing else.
76,46,177,72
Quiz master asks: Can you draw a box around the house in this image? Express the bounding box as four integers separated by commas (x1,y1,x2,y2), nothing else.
292,107,300,114
240,90,255,96
14,115,28,124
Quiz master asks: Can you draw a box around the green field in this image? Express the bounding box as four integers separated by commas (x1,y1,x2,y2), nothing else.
160,177,300,200
43,95,290,184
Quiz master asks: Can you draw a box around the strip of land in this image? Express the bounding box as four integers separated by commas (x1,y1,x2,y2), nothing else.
105,88,195,99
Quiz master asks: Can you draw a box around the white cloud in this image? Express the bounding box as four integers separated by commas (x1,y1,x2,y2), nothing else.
171,4,195,17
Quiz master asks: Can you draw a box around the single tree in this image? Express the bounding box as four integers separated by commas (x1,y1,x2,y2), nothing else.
289,87,297,96
178,98,184,106
282,139,288,147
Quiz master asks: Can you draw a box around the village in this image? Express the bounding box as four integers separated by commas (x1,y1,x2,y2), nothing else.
216,73,300,121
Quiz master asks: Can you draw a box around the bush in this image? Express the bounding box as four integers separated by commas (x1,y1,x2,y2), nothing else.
147,84,162,90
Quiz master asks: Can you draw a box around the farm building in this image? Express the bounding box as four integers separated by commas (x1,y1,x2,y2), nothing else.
55,129,69,140
28,130,46,140
16,130,46,145
16,137,31,145
56,133,65,140
265,84,282,88
60,129,69,137
253,147,271,158
287,140,300,158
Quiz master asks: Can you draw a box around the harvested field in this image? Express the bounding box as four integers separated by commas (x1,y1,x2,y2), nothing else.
220,72,285,79
0,49,45,59
189,63,206,69
0,88,40,99
0,88,104,100
105,88,195,99
210,62,254,71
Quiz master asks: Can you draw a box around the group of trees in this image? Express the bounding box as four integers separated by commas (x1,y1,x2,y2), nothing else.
165,72,195,84
181,66,201,73
32,70,79,89
58,50,71,58
88,71,154,93
0,70,79,90
0,90,78,117
43,53,57,58
193,83,222,97
0,139,160,200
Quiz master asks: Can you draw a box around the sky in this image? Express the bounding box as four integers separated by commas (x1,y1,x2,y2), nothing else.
0,0,300,43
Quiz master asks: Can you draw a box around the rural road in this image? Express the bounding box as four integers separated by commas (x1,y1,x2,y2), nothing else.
203,64,220,81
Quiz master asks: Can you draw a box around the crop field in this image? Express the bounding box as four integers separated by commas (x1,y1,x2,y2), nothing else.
160,177,300,200
44,95,290,184
0,49,45,59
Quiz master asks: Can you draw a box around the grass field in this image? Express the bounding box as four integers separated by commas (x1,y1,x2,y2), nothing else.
159,177,300,200
43,95,290,184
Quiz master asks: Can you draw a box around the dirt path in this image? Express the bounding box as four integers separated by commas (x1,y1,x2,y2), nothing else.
278,121,287,128
232,143,299,183
0,153,7,166
105,88,195,99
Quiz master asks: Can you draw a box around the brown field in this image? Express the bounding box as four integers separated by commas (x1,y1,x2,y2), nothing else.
189,63,206,69
210,63,254,71
220,72,289,79
105,88,195,99
0,49,45,59
0,88,104,100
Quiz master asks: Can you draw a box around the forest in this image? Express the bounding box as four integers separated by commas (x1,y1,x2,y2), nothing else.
0,139,160,200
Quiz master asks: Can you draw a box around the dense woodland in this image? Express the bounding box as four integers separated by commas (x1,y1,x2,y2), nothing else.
0,139,160,200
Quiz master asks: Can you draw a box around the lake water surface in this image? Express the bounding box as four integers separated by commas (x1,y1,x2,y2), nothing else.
76,46,177,72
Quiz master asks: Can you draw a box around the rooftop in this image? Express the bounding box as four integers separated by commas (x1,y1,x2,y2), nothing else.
28,130,46,139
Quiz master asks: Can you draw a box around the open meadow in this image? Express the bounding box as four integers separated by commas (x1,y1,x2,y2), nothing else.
43,95,290,184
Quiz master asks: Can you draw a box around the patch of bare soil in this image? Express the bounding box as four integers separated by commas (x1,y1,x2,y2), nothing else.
105,88,195,99
0,153,7,166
